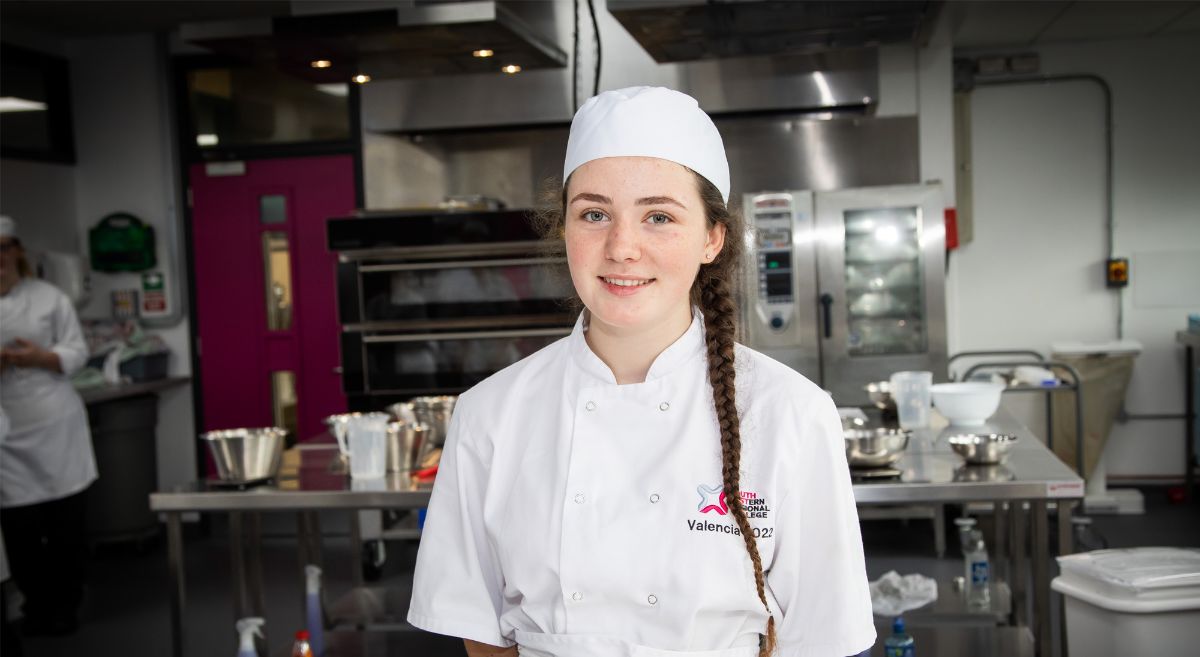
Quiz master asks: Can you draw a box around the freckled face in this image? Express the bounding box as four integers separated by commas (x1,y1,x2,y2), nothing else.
564,156,725,334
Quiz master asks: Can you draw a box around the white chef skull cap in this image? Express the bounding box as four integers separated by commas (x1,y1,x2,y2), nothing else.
563,86,730,203
0,215,16,239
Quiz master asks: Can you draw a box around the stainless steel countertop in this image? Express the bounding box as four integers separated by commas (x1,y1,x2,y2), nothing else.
151,409,1082,513
852,409,1084,504
150,443,433,512
1177,330,1200,348
79,375,191,405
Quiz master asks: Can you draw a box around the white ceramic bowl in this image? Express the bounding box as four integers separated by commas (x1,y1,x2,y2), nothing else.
931,382,1005,426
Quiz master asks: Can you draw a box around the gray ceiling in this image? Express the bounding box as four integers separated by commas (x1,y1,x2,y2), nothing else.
950,0,1200,49
3,1,1198,47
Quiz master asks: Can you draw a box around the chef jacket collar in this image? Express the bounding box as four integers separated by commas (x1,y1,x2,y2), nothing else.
569,307,707,385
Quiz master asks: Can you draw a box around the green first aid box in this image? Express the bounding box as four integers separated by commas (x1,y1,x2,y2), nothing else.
90,212,156,272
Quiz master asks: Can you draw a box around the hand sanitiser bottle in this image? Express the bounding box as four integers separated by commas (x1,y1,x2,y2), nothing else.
883,616,914,657
235,617,264,657
305,565,324,656
963,529,991,609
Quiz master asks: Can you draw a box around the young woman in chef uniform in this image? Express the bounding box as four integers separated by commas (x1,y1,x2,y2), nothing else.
409,88,875,657
0,215,97,635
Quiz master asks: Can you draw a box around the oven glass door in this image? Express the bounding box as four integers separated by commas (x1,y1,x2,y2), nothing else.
357,328,571,394
356,258,572,325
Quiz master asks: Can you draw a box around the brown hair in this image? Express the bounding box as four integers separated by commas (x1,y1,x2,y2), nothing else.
534,172,775,655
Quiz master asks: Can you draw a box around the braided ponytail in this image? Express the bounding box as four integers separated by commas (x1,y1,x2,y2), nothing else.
692,175,776,657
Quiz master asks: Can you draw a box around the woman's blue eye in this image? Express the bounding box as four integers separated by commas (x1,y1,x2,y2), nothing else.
647,213,672,225
582,210,607,223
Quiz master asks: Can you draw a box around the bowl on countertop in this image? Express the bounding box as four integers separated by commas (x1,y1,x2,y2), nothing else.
948,432,1019,465
200,427,287,483
845,427,910,468
931,381,1005,426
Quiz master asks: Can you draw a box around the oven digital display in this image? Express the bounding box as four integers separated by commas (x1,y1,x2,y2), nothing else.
765,272,792,297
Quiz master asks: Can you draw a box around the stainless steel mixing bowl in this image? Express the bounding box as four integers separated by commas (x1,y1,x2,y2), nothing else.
948,433,1019,465
200,427,287,482
386,402,417,424
864,381,896,412
844,427,910,468
410,395,457,447
387,421,430,473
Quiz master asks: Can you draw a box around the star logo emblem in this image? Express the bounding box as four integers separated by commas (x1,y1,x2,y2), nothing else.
696,484,728,515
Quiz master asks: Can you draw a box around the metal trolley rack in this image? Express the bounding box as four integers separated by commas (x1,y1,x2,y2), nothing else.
949,350,1085,477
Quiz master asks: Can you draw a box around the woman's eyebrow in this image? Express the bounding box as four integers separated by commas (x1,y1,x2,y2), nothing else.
569,192,611,205
568,192,687,210
636,195,686,210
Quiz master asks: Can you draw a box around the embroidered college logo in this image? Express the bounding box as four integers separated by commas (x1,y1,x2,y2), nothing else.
696,484,728,515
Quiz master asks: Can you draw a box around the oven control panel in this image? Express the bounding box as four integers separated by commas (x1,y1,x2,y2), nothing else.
749,194,796,332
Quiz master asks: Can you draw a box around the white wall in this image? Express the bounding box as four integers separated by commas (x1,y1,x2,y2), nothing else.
0,160,78,253
67,33,197,492
951,34,1200,479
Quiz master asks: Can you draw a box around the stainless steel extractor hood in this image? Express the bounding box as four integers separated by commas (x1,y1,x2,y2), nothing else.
180,0,567,81
608,0,940,63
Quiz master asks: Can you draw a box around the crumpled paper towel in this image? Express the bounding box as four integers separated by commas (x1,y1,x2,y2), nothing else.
870,570,938,616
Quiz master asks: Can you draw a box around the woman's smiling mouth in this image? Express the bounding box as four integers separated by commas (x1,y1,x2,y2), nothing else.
599,276,655,295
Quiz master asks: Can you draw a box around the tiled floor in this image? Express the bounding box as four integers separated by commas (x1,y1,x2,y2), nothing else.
7,487,1198,657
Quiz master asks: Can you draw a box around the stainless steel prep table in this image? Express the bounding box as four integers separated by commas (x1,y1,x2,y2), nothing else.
854,410,1084,657
153,411,1080,657
150,443,433,657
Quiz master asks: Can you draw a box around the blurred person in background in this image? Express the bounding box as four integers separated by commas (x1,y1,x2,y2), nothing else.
0,214,96,636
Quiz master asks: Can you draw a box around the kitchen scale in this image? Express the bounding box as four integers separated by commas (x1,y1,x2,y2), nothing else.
206,476,275,490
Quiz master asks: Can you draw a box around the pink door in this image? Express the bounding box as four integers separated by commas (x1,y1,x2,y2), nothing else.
191,155,353,444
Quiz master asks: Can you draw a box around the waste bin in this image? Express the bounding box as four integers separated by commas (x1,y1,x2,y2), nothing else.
1052,547,1200,657
84,394,159,543
1049,341,1142,479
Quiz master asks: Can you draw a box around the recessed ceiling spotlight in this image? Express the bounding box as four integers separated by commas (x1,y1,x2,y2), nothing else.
353,74,371,84
473,49,494,58
311,60,332,69
501,64,521,74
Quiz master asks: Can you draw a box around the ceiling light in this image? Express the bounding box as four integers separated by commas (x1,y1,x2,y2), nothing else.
196,134,219,147
473,49,494,58
353,74,371,84
315,84,348,97
311,60,332,69
501,64,521,74
0,97,48,113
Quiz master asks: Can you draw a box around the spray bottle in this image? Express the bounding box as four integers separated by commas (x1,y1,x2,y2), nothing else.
235,617,264,657
305,564,325,656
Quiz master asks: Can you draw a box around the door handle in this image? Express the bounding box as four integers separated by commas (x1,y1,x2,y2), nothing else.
819,293,833,339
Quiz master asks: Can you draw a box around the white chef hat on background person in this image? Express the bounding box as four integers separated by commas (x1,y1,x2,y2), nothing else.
563,86,731,204
0,215,16,239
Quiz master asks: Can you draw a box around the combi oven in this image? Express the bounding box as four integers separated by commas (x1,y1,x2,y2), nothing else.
327,209,575,411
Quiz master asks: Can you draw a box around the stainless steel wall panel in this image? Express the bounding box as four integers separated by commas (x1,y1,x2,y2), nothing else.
363,114,917,210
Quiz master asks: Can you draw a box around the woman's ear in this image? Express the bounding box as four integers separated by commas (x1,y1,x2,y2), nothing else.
704,222,727,262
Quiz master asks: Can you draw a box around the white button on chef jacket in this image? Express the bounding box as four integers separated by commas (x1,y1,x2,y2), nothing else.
408,310,875,657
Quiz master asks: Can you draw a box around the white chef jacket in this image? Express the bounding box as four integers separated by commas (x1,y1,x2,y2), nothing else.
0,277,97,508
408,310,875,657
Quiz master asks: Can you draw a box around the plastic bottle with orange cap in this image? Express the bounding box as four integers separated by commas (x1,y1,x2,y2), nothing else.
291,630,314,657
